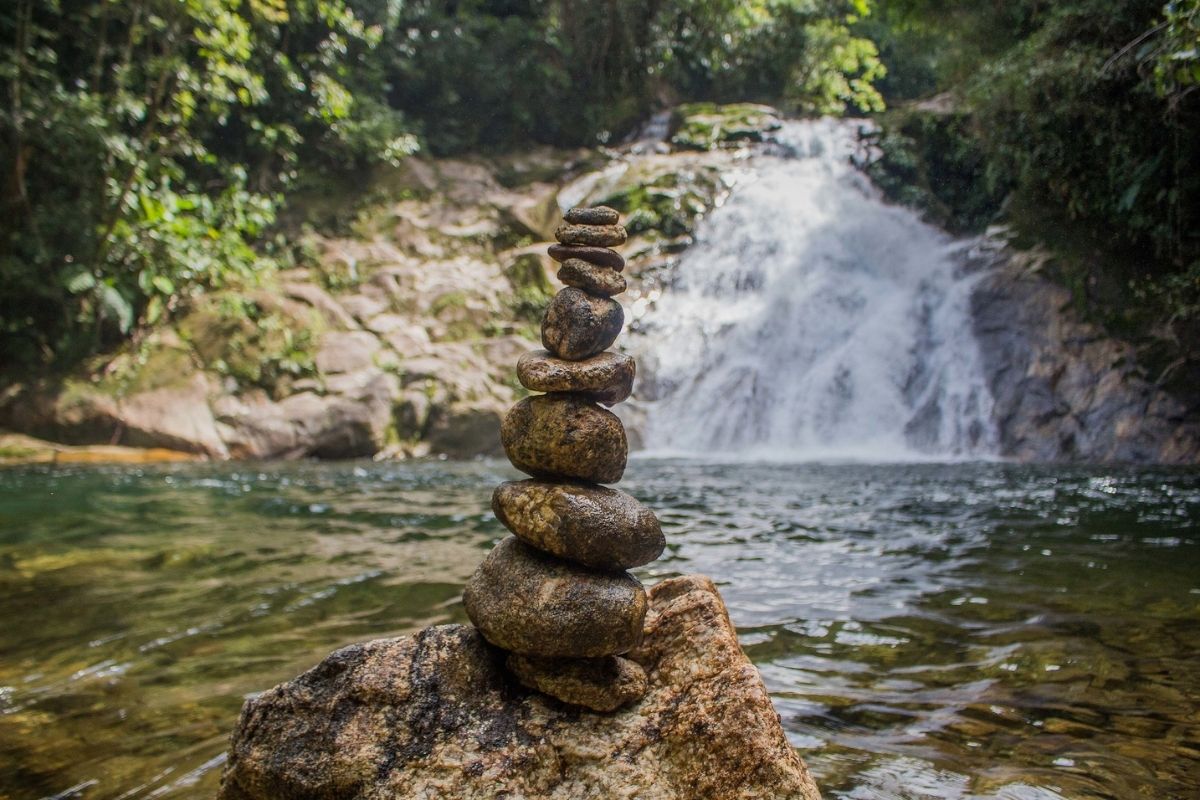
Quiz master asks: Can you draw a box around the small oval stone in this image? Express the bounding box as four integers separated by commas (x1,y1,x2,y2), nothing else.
517,350,634,406
558,258,626,297
493,480,664,569
501,394,627,483
548,244,625,271
463,537,646,658
564,206,620,226
542,288,624,361
507,653,648,712
555,223,628,248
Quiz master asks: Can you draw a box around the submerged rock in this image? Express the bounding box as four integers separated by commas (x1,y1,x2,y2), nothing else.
218,575,822,800
541,288,624,360
463,537,646,658
492,479,663,569
516,349,635,406
501,394,627,483
506,653,647,712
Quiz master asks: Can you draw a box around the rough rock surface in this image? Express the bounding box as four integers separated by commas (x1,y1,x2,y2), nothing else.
493,479,664,569
501,394,627,483
463,537,646,657
541,288,624,360
564,205,620,225
972,252,1200,463
517,349,635,406
557,258,627,296
555,223,628,248
218,575,822,800
506,653,647,712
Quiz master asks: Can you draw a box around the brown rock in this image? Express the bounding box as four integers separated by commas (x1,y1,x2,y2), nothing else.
463,537,646,658
541,288,624,361
547,243,625,271
557,258,627,297
501,394,627,483
555,223,628,248
517,349,634,406
564,206,620,225
506,654,647,712
493,480,663,569
217,575,822,800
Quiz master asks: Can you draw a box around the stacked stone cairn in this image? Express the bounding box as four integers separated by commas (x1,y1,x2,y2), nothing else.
463,206,664,713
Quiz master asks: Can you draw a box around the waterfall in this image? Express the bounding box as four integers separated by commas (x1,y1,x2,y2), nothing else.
630,119,997,460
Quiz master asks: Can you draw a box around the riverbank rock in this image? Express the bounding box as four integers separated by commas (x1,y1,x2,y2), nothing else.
217,575,822,800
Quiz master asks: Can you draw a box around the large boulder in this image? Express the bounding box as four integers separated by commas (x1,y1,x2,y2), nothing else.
218,575,822,800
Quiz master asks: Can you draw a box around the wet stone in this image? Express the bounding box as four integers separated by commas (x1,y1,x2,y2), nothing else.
548,244,625,271
501,394,627,483
542,288,624,361
507,654,648,712
463,537,646,658
557,259,626,297
493,480,664,570
517,349,635,406
555,223,628,248
564,206,620,226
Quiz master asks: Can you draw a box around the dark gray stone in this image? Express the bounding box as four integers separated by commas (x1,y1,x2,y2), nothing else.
541,288,624,361
506,654,647,712
557,258,627,297
547,244,625,271
463,537,646,658
564,206,620,226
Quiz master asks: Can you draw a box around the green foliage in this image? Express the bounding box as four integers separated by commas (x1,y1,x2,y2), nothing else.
1,0,893,374
790,18,886,114
871,0,1200,364
0,0,410,372
1150,1,1200,104
861,110,1008,233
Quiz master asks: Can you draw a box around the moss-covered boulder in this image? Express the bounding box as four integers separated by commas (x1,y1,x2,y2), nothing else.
669,103,782,151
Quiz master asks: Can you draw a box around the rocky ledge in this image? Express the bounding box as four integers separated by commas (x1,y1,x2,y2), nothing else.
218,575,821,800
972,247,1200,463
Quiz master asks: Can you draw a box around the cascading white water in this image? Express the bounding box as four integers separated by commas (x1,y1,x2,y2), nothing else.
631,119,997,460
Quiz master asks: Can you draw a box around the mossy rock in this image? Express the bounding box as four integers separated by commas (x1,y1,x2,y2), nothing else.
669,103,782,151
595,164,726,239
177,292,321,395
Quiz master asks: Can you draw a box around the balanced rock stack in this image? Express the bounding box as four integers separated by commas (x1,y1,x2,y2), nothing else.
463,206,664,713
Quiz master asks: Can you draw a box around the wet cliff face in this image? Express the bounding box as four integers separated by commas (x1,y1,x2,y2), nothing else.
970,244,1200,464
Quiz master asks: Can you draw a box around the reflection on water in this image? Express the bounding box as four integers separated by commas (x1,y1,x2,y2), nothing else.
0,460,1197,799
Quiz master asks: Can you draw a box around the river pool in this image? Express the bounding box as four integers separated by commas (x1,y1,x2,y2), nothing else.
0,459,1197,799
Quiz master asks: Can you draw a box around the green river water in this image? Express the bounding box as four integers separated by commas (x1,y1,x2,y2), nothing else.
0,459,1197,799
